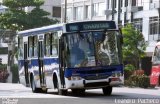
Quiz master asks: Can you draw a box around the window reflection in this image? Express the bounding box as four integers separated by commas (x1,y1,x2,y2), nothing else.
153,47,160,63
64,31,120,68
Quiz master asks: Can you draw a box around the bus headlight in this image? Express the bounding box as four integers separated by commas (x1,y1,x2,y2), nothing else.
112,71,122,77
67,76,82,80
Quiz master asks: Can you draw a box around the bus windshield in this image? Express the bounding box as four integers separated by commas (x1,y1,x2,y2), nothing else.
64,31,121,68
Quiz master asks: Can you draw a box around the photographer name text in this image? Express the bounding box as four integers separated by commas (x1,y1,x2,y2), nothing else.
115,98,159,104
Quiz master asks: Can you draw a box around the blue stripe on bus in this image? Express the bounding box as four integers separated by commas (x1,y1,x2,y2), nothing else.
18,58,59,70
64,64,123,78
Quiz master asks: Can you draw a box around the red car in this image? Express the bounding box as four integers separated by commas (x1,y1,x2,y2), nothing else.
150,42,160,87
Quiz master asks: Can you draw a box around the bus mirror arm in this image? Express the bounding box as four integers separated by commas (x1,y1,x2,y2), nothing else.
119,28,123,44
120,35,123,44
119,28,122,35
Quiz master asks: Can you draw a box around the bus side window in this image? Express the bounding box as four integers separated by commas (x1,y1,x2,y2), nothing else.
44,33,50,56
33,36,38,57
18,37,23,59
28,36,37,57
28,37,33,57
51,32,58,57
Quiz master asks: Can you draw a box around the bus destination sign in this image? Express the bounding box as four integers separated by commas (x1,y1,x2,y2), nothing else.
66,21,116,32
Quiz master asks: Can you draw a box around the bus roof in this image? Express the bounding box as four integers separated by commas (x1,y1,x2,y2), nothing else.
18,23,64,36
18,20,117,37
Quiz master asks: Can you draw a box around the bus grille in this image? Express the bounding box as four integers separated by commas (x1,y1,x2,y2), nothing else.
84,82,109,87
76,68,116,74
76,69,115,80
84,75,109,80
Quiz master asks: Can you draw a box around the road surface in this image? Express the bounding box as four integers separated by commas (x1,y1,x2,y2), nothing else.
0,83,160,104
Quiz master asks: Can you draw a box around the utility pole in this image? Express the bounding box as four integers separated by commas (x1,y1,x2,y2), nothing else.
64,0,67,23
1,29,16,83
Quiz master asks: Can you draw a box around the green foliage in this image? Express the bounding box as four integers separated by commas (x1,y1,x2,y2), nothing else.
124,64,135,79
0,11,24,30
122,24,147,69
3,0,44,9
11,64,19,83
138,75,150,88
125,74,150,88
0,64,7,70
0,0,58,30
124,64,135,71
24,8,58,29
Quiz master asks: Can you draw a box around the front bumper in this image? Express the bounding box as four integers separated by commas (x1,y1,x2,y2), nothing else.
65,76,124,89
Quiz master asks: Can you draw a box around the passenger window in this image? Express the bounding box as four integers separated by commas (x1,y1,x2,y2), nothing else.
33,36,38,57
18,37,23,59
28,37,33,57
28,36,38,57
44,32,58,57
44,34,51,56
51,33,58,57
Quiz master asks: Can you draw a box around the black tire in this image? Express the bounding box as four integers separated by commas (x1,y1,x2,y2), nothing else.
41,87,48,93
57,80,67,95
72,89,85,96
31,77,41,93
58,89,68,95
102,86,112,96
26,83,30,87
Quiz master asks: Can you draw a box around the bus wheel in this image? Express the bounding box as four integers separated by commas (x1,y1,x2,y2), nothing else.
58,89,68,95
57,81,67,95
72,89,85,96
102,86,112,96
41,87,48,93
31,77,41,93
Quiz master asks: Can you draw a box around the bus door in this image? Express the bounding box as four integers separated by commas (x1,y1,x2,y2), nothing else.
24,43,29,87
59,37,65,88
38,41,46,87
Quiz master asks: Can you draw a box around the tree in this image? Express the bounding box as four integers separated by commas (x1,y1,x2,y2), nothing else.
122,24,147,69
0,0,58,83
0,0,58,30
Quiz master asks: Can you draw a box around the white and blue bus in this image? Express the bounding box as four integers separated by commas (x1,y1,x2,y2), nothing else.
18,21,124,95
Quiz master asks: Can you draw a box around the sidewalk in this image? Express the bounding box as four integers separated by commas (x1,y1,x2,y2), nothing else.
113,86,160,96
0,83,30,91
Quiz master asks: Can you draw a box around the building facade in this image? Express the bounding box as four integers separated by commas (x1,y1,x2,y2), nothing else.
61,0,160,56
1,0,61,19
25,0,61,20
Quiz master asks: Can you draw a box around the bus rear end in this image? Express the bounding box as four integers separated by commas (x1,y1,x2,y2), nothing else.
150,42,160,87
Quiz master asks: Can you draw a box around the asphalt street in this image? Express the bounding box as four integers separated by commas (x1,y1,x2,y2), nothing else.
0,83,160,104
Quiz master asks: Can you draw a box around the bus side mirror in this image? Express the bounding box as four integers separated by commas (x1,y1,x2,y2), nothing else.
119,28,122,34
